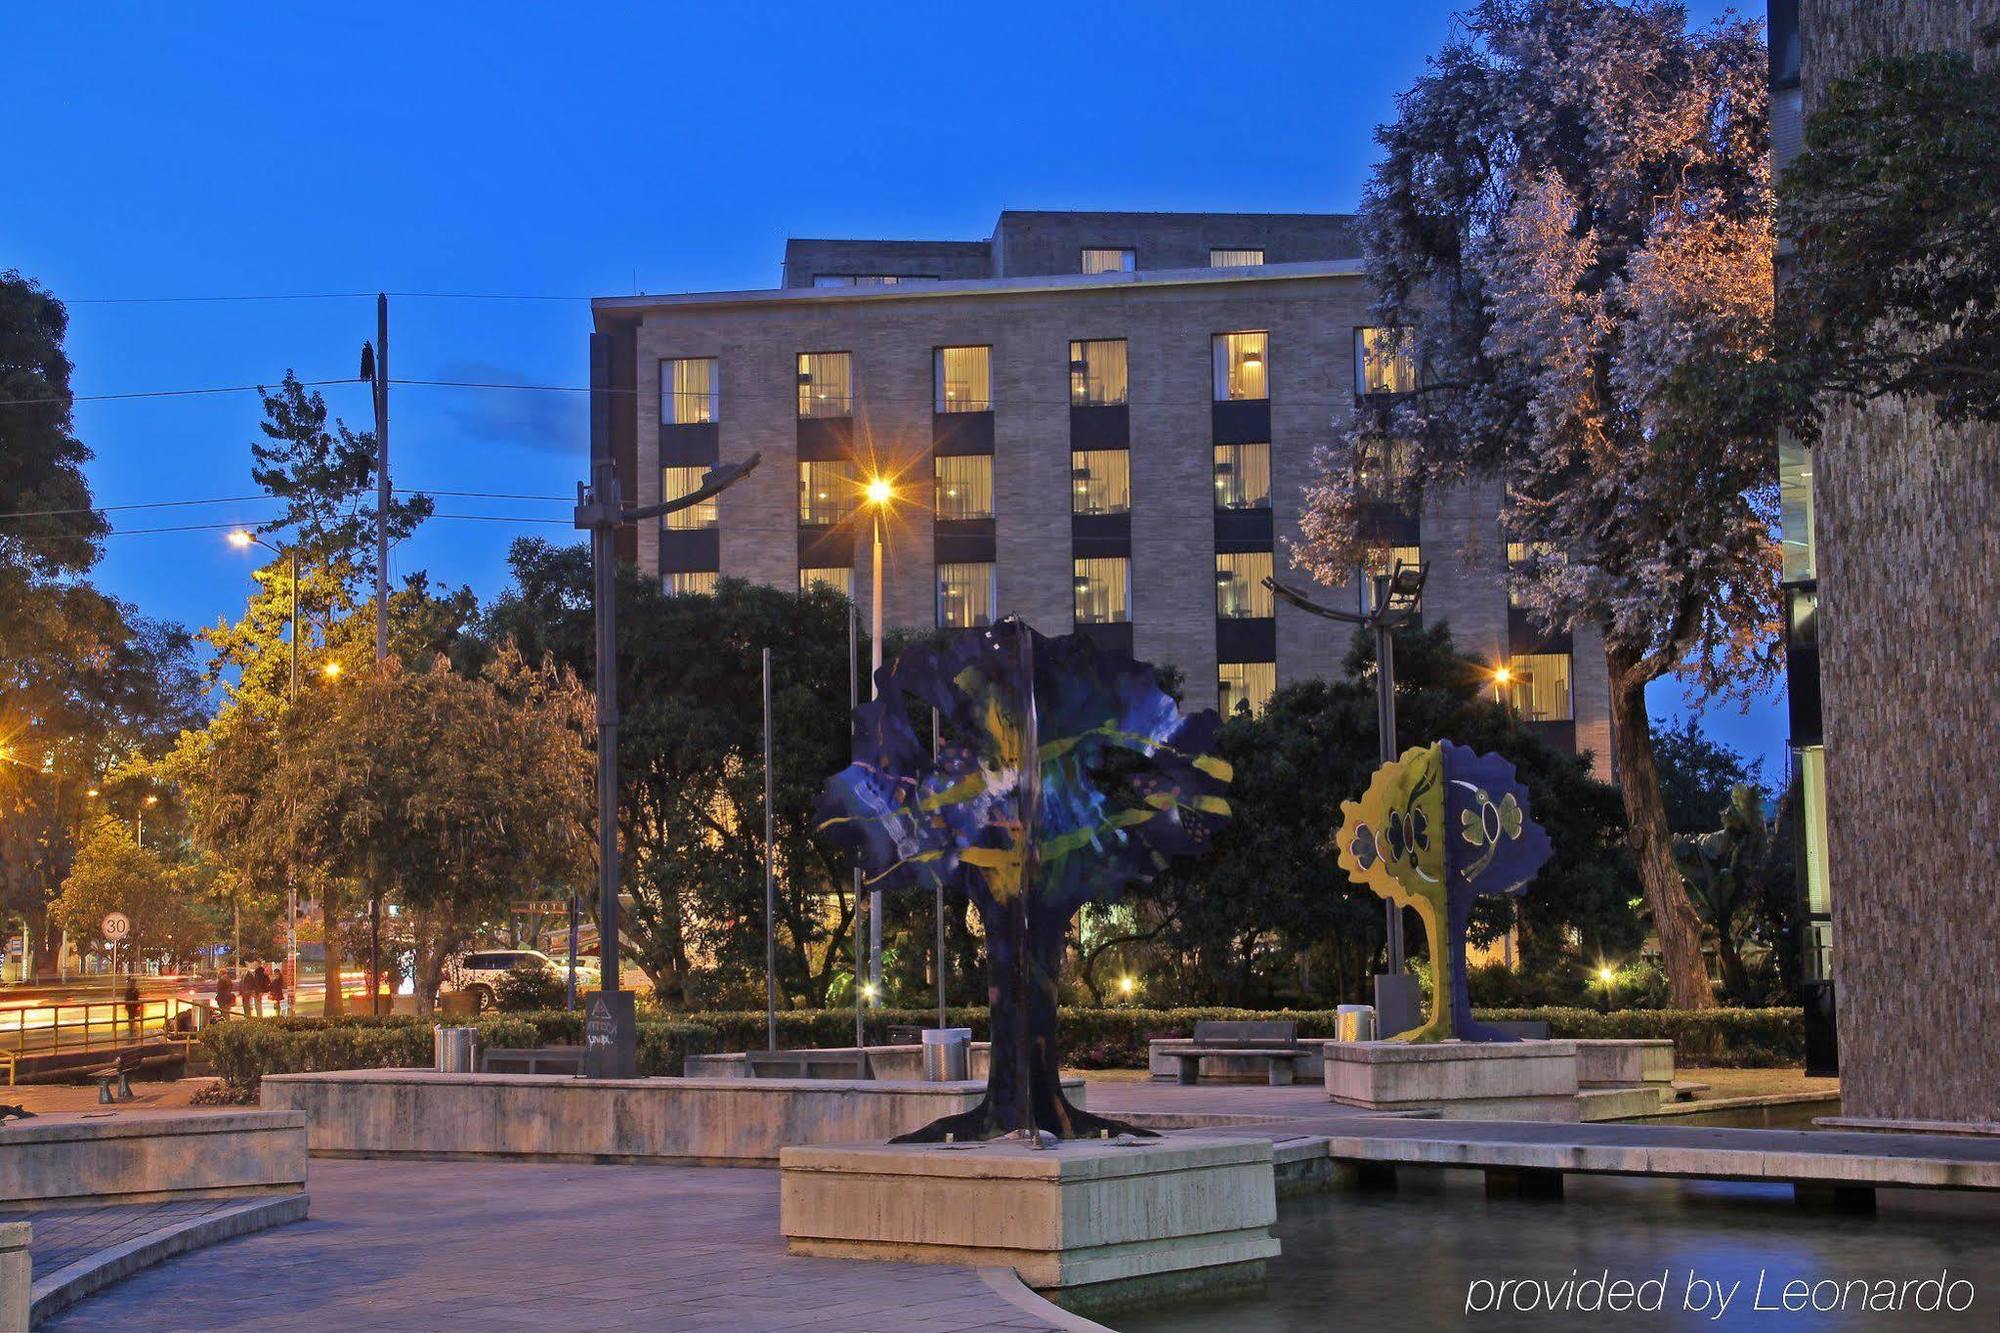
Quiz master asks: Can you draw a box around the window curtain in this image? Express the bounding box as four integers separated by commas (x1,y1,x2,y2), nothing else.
666,357,717,424
1218,662,1276,716
1210,249,1265,268
798,460,858,525
1506,653,1574,722
1073,556,1131,623
799,567,853,597
1070,340,1128,406
935,455,993,519
665,571,717,596
798,352,853,417
937,562,996,627
1212,332,1267,401
1354,327,1416,394
1216,551,1275,618
1071,449,1131,514
663,466,718,530
1212,443,1270,509
935,346,991,412
1081,249,1134,274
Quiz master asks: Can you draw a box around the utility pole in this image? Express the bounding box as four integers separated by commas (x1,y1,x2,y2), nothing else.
850,601,865,1049
373,293,390,665
574,448,759,1077
1267,561,1427,1035
763,647,777,1053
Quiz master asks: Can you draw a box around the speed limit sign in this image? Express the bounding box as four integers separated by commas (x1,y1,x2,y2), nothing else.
101,912,131,942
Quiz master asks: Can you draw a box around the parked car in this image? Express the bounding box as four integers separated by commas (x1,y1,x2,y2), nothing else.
445,949,600,1010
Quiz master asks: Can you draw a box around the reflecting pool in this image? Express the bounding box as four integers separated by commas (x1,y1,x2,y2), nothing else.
1116,1170,1996,1330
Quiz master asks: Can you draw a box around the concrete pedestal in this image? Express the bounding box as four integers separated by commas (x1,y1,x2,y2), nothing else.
1324,1040,1581,1120
0,1111,308,1208
780,1135,1279,1305
0,1222,27,1333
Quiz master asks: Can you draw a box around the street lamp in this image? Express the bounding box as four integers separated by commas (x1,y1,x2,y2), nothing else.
860,475,896,1002
1266,557,1428,1034
228,530,302,1009
322,660,343,680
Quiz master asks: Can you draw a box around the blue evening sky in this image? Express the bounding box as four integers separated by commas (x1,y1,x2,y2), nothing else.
1,1,1781,775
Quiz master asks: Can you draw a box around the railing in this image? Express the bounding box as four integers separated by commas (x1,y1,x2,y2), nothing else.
0,996,206,1057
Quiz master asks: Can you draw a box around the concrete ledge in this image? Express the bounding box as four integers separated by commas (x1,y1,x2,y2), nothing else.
1817,1115,2000,1138
29,1194,309,1327
1324,1040,1580,1120
686,1043,993,1081
1572,1039,1675,1088
0,1112,308,1209
1577,1086,1670,1122
780,1135,1279,1296
1,1222,27,1333
264,1070,1083,1165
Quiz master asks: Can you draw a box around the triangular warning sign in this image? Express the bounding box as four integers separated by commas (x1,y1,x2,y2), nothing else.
590,998,612,1021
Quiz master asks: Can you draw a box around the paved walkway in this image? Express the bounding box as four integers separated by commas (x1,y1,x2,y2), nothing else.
43,1158,1074,1332
1,1199,246,1282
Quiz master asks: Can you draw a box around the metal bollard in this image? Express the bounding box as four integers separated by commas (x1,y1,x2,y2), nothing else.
433,1025,479,1073
921,1027,972,1081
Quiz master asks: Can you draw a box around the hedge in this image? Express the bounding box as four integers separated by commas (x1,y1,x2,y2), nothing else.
199,1002,1803,1092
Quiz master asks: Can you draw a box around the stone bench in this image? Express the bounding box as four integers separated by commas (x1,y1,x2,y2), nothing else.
480,1046,584,1076
1156,1020,1308,1086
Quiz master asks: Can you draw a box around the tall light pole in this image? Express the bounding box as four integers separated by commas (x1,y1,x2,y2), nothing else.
861,477,892,1002
574,451,760,1077
359,295,390,666
1267,560,1427,1034
229,531,302,1010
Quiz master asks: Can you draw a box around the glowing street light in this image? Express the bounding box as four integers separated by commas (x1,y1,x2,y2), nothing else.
860,475,897,1002
322,660,343,680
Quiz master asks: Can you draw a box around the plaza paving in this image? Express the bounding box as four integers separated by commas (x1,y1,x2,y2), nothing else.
40,1157,1083,1332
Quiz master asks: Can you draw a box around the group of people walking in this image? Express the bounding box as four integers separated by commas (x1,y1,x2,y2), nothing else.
212,962,288,1018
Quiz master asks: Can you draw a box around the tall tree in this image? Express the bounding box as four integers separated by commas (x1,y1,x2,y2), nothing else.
52,817,209,965
1294,0,1776,1007
1650,714,1764,835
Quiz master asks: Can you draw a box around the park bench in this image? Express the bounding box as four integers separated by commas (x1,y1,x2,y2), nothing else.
480,1046,585,1076
1159,1020,1307,1086
745,1049,871,1080
90,1050,144,1104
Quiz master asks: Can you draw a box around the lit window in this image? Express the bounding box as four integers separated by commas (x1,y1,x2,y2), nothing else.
1218,662,1276,717
934,455,993,520
663,466,718,531
1072,449,1131,515
664,571,717,597
1069,339,1128,406
1354,328,1416,395
798,460,858,526
934,346,991,413
800,567,853,597
937,562,997,628
797,351,853,418
813,274,934,287
1074,557,1131,624
1216,551,1275,618
662,357,718,425
1355,437,1414,503
1504,652,1573,722
1213,444,1271,510
1505,540,1557,608
1780,435,1815,582
1210,248,1265,268
1081,248,1135,275
1212,332,1269,401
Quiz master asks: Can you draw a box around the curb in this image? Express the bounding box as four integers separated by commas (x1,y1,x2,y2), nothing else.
29,1193,309,1327
977,1267,1116,1332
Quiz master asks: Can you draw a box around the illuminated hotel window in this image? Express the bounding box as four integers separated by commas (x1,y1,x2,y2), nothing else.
1210,248,1265,268
662,357,718,425
934,455,993,520
935,346,991,413
1071,450,1131,515
664,571,717,597
1212,332,1268,401
1505,540,1557,607
1069,339,1128,406
799,567,853,597
812,274,936,286
1354,327,1416,395
1081,248,1135,275
798,460,858,526
1074,557,1131,624
1218,662,1276,717
1354,437,1414,503
662,466,718,531
797,351,853,418
1213,444,1271,510
1504,652,1574,722
1780,435,1816,582
1216,551,1275,619
937,562,996,628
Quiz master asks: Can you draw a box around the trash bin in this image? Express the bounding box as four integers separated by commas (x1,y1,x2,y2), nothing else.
1336,1004,1376,1043
921,1027,972,1081
434,1025,479,1073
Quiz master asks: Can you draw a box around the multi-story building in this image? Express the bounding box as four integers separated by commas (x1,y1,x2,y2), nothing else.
590,210,1610,769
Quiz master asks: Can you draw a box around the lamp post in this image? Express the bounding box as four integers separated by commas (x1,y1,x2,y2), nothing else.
1266,560,1427,1033
861,477,893,1002
574,451,760,1077
229,531,302,1010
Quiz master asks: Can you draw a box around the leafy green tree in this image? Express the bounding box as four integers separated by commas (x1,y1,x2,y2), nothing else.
51,817,210,964
486,542,861,1006
1650,715,1766,835
1674,784,1772,1002
1777,52,2000,433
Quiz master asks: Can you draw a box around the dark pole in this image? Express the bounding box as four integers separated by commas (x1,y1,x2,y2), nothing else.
565,892,580,1012
933,708,947,1031
1373,572,1404,973
590,457,622,998
851,599,865,1049
1014,627,1040,1146
763,646,777,1052
373,293,390,665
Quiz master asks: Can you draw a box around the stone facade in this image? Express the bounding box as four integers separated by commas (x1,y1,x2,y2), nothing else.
1800,1,2000,1124
596,212,1611,766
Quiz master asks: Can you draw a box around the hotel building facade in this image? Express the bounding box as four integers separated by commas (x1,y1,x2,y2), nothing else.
590,210,1609,767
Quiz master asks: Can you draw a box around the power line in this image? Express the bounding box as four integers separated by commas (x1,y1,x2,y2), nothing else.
99,513,572,538
0,495,275,520
66,291,593,305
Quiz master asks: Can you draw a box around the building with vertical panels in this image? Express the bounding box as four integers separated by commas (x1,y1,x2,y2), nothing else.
590,211,1610,772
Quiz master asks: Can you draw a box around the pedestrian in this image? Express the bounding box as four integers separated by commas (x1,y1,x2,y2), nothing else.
269,965,288,1016
247,963,270,1018
123,975,142,1039
214,971,236,1019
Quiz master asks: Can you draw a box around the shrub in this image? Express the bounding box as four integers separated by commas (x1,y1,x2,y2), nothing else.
494,961,567,1012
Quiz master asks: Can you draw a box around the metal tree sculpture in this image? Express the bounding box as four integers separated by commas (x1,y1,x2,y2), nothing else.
1335,742,1553,1043
818,618,1230,1141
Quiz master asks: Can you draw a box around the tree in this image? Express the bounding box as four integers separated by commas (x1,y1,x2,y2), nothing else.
1650,714,1765,835
1776,52,2000,434
1673,783,1770,1001
486,544,861,1006
51,817,208,963
820,620,1230,1141
1295,0,1777,1007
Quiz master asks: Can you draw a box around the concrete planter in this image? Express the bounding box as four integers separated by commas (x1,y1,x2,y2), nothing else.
1323,1040,1582,1120
0,1111,308,1209
684,1042,993,1081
